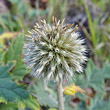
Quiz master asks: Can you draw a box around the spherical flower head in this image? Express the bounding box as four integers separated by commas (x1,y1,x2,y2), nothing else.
23,17,88,81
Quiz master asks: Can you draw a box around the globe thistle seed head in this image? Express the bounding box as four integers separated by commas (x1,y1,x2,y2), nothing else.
23,17,88,81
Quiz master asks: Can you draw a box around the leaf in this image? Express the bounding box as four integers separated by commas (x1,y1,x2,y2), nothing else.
0,80,29,101
0,49,5,63
0,103,18,110
28,80,58,108
2,33,28,81
23,96,40,110
64,83,85,96
64,96,75,110
88,95,110,110
48,108,57,110
90,100,110,110
3,33,24,64
0,97,40,110
0,62,13,79
0,63,40,110
99,61,110,79
0,32,17,48
74,101,86,110
75,60,107,94
11,57,29,81
0,63,29,103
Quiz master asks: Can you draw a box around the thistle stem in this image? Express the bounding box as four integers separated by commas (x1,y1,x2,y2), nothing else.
56,79,64,110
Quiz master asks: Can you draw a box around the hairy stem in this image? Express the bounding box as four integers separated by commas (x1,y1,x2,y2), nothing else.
56,79,64,110
43,78,48,91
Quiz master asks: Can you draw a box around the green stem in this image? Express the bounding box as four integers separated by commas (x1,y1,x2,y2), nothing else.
56,79,64,110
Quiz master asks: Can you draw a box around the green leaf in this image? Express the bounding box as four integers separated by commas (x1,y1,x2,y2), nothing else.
64,96,74,110
75,60,107,94
0,63,13,79
74,101,86,110
0,97,40,110
3,33,29,81
23,96,40,110
0,49,4,63
90,100,110,110
0,63,29,103
74,95,110,110
88,95,110,110
28,80,57,108
0,63,40,110
3,33,24,64
0,103,18,110
11,57,29,81
48,108,57,110
99,61,110,79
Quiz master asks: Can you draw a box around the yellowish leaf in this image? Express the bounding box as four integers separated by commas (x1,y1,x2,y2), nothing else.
0,32,17,48
63,83,85,96
0,97,7,104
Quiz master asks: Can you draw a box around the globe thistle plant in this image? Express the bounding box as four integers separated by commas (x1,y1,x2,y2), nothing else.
23,17,87,80
23,17,87,110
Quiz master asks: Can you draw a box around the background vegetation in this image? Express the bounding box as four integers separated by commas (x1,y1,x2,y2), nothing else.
0,0,110,110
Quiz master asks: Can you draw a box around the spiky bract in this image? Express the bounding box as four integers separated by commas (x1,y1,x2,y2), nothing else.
23,17,87,81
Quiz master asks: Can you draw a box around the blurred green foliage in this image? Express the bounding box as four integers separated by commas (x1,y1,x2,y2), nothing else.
0,0,110,110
